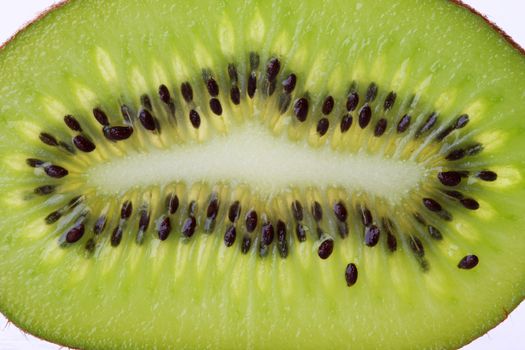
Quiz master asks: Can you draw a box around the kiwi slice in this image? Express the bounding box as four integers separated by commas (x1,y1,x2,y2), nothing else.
1,0,524,349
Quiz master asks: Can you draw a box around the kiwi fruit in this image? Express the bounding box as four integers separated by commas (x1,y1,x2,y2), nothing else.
0,0,524,349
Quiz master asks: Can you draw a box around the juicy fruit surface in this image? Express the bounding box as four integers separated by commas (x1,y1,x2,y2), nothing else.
0,0,525,349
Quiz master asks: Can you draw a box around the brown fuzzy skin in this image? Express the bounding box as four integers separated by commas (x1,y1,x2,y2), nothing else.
451,0,525,55
0,0,70,50
0,1,522,350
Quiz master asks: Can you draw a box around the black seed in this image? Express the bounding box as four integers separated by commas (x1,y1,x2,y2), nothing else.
103,126,133,141
189,110,201,128
423,198,442,212
59,141,76,154
249,52,260,70
322,96,334,115
93,108,110,126
413,212,426,225
139,109,156,131
266,79,276,95
121,201,133,219
230,86,240,105
276,220,288,258
337,221,349,238
383,91,397,110
438,209,453,221
245,210,258,233
34,185,56,195
39,132,58,146
444,190,464,199
340,114,353,133
360,207,372,227
374,118,387,137
69,195,83,207
477,170,497,182
416,113,438,137
64,115,82,132
397,114,411,133
188,200,197,215
182,216,197,237
294,98,309,122
438,171,462,186
454,114,469,129
167,101,176,114
158,216,171,241
282,74,297,94
224,225,237,247
296,223,306,242
334,202,348,222
312,201,323,222
85,238,96,253
140,94,152,111
446,149,466,161
291,201,304,221
163,193,179,214
318,239,334,259
317,118,329,136
66,224,85,243
466,143,483,156
276,220,286,242
111,226,123,247
209,98,223,116
387,233,397,252
181,82,193,102
458,254,479,269
345,263,358,286
262,223,274,245
382,218,397,252
278,94,292,114
266,58,281,82
94,215,107,234
346,92,359,111
460,198,480,210
247,72,257,98
26,158,44,168
228,64,238,83
428,225,443,240
229,201,241,223
365,225,380,247
365,83,378,102
44,165,68,178
436,126,455,141
73,135,96,152
207,198,219,219
139,210,150,232
241,236,251,254
409,236,425,257
45,211,62,224
158,84,171,104
206,77,219,97
358,104,371,129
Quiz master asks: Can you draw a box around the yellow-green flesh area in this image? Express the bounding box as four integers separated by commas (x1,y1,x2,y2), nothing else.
0,0,524,349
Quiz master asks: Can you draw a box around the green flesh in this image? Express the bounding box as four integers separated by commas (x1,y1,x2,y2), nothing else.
0,0,525,349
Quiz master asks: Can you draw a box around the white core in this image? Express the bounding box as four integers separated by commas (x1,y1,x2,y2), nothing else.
86,123,425,201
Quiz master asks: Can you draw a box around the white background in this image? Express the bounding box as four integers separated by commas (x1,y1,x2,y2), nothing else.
0,1,524,349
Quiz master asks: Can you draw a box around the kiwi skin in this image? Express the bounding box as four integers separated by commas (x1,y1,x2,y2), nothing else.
0,1,524,350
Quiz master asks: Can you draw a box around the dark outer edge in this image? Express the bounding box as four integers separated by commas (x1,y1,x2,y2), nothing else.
0,0,71,50
0,2,523,350
449,0,525,55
